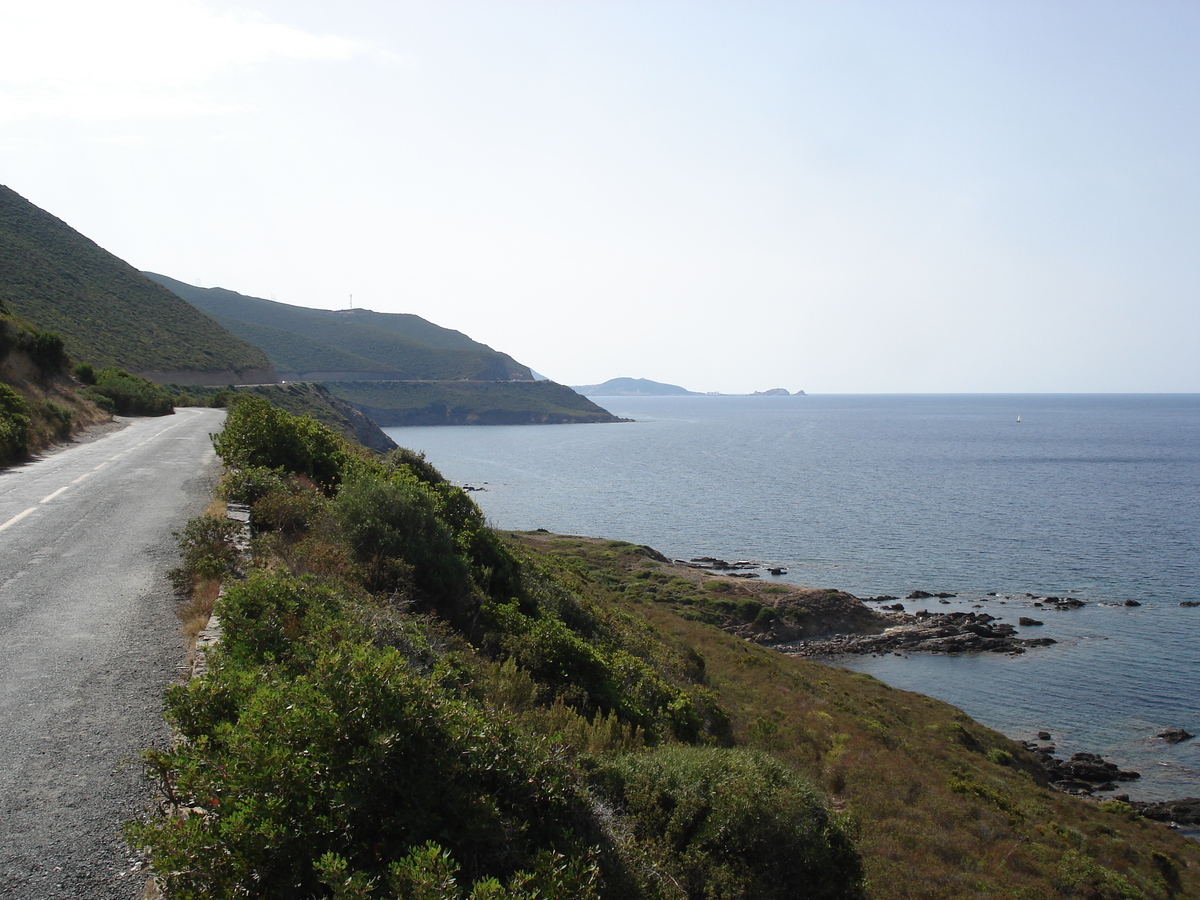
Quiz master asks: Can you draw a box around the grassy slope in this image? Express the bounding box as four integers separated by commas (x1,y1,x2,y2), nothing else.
0,187,271,376
146,273,532,381
325,379,625,425
510,533,1200,900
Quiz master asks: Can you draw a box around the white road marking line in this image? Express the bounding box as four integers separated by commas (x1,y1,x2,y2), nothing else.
71,473,92,484
39,486,69,503
92,462,108,471
0,507,37,531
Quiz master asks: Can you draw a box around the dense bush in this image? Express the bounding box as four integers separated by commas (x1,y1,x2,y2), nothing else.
169,514,245,588
334,473,473,618
213,395,352,491
597,746,864,900
133,637,603,899
82,366,174,416
0,382,31,462
29,329,68,375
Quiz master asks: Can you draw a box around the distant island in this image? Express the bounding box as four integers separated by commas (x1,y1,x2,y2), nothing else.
575,377,804,397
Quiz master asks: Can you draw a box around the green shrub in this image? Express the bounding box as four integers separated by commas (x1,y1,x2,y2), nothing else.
221,465,289,506
213,395,350,491
83,366,174,415
72,361,97,385
0,383,31,463
385,446,447,485
215,572,349,670
251,482,330,537
986,747,1013,767
597,746,865,899
29,329,68,375
754,605,778,628
334,473,472,618
170,514,244,587
737,599,764,622
132,645,600,900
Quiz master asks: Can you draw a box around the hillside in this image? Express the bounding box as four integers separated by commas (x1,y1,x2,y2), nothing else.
149,273,622,425
325,379,626,425
0,187,274,384
146,273,532,382
138,397,1200,899
0,301,110,462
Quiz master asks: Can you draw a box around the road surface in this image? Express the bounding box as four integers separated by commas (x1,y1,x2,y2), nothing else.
0,408,225,898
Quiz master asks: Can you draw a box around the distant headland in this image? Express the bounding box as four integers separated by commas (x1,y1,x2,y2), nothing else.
574,376,804,397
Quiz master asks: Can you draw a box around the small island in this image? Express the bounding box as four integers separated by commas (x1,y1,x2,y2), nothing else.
575,376,805,397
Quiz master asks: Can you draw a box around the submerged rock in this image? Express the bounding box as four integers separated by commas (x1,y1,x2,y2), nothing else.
1158,727,1196,744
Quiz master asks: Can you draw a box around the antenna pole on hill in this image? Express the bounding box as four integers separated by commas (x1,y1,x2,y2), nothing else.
349,293,353,309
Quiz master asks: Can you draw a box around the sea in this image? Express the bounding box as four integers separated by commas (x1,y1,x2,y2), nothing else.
383,393,1200,804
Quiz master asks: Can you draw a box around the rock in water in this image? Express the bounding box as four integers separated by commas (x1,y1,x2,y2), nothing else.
1158,727,1196,744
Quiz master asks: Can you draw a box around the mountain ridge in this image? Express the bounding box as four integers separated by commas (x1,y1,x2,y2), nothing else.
0,186,274,383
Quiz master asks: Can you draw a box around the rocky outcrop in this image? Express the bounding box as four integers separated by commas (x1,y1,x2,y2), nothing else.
1128,798,1200,824
1158,727,1196,744
778,610,1055,657
1020,744,1140,795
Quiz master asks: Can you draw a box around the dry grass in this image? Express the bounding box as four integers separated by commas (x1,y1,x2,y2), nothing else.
177,577,221,644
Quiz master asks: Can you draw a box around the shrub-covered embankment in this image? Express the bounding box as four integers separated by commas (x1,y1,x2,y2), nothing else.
0,302,115,463
135,394,864,899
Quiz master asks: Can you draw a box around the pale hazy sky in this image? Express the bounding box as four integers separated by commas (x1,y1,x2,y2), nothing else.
2,1,1197,393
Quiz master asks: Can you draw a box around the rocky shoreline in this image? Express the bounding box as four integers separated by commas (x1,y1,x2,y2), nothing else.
1022,732,1200,827
775,608,1057,657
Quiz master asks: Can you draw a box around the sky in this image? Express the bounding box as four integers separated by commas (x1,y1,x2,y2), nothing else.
1,1,1197,394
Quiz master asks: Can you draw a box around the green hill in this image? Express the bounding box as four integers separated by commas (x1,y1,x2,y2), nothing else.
326,379,627,425
149,273,622,425
145,273,532,382
0,186,274,384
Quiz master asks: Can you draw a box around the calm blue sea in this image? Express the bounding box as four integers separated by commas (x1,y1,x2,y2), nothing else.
385,394,1200,802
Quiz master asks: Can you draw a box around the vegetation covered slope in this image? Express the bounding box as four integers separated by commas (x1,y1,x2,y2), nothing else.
140,396,863,899
325,379,626,426
139,396,1200,900
148,272,623,425
0,186,273,382
0,300,110,462
146,273,532,382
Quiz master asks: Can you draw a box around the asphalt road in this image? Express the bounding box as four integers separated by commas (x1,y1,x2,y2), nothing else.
0,408,225,899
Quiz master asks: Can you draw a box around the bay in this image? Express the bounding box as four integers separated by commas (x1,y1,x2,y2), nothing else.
384,393,1200,802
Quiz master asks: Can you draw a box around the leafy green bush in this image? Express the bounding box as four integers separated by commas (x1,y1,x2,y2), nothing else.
221,465,290,506
334,473,473,618
385,446,447,485
213,395,352,490
169,514,245,587
597,746,864,900
29,329,68,375
215,572,350,671
72,361,97,385
0,383,31,462
132,644,601,900
82,366,174,415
